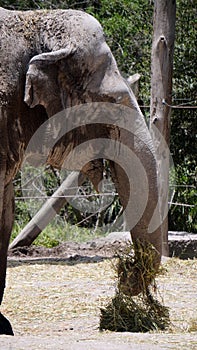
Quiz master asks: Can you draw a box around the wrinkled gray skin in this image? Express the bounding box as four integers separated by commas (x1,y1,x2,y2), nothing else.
0,8,162,335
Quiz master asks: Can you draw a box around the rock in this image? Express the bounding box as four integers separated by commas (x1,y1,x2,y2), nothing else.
169,232,197,259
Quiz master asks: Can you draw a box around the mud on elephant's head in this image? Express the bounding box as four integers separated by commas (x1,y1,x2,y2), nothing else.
24,11,139,117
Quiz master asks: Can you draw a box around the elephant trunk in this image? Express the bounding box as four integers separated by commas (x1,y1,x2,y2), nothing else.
108,81,162,296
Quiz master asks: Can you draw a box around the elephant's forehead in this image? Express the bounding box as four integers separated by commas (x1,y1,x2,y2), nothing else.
0,9,105,49
38,10,105,53
0,9,108,96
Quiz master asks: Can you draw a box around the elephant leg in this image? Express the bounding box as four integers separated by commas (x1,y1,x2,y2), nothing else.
0,181,14,335
81,159,103,192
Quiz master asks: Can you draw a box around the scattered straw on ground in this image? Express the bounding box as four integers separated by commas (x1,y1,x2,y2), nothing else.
0,254,197,349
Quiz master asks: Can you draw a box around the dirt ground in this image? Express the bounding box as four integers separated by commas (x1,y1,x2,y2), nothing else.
0,235,197,349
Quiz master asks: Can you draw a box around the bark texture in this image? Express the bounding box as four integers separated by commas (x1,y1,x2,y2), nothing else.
150,0,176,256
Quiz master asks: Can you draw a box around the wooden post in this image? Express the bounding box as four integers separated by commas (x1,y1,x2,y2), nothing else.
9,171,80,249
150,0,176,256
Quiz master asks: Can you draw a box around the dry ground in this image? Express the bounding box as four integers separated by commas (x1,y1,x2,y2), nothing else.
0,240,197,349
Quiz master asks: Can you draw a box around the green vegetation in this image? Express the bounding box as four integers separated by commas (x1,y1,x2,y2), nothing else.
11,221,104,248
2,0,196,240
169,1,196,232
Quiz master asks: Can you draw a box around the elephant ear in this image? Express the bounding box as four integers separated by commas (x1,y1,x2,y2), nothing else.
24,46,76,109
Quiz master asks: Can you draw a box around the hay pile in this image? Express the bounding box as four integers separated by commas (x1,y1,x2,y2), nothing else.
100,241,170,332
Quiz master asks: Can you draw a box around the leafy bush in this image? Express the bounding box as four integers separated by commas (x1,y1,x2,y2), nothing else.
169,165,196,232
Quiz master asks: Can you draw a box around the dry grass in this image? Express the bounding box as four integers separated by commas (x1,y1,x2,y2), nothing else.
4,259,113,334
99,291,170,332
159,257,197,334
100,242,170,332
0,256,196,349
115,241,160,296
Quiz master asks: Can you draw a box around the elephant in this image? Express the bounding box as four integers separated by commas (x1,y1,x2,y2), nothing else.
0,7,162,335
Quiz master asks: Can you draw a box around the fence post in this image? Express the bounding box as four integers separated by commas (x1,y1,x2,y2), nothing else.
150,0,176,256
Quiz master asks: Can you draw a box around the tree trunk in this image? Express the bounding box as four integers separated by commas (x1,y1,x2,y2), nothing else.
150,0,176,256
